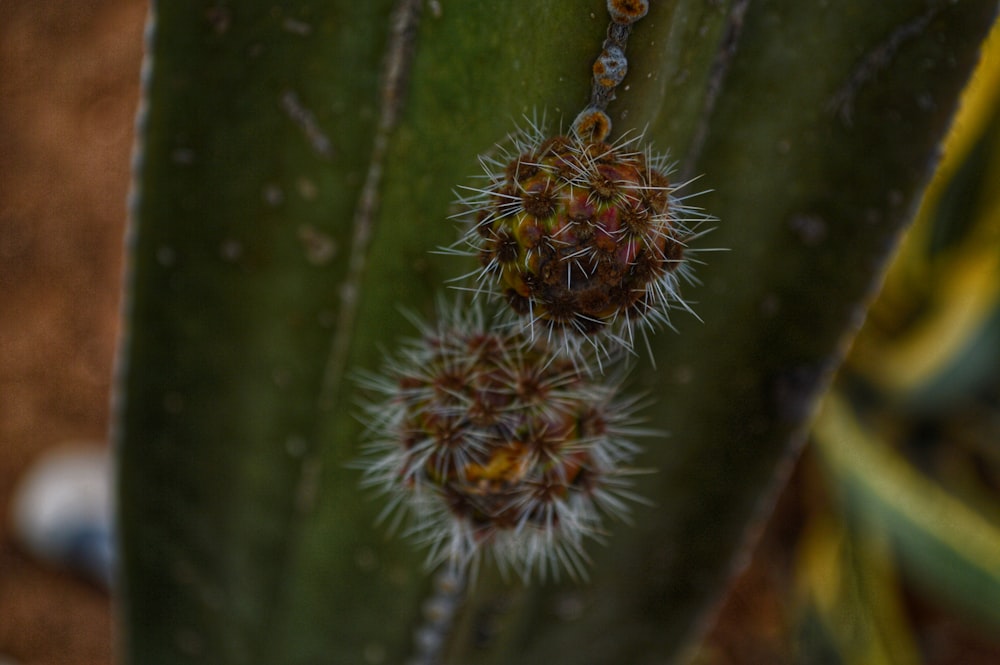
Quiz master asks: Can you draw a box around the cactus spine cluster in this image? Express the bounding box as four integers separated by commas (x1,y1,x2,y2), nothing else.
451,119,710,360
358,303,643,579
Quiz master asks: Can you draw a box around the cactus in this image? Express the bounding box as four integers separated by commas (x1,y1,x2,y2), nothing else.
447,119,710,360
356,299,644,582
115,1,999,664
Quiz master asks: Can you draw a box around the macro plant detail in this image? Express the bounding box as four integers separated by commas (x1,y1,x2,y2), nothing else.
113,0,1000,662
451,121,711,360
357,301,644,581
356,0,666,584
349,1,674,591
446,0,713,362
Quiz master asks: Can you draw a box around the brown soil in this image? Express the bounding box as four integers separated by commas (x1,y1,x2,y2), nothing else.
0,1,147,662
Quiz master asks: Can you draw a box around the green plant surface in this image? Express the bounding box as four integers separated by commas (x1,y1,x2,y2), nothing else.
848,48,1000,412
800,31,1000,654
793,501,921,665
814,395,1000,633
116,1,999,664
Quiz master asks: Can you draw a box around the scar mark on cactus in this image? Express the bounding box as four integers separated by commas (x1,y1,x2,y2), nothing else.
320,0,422,410
681,0,750,182
280,90,335,159
828,3,947,125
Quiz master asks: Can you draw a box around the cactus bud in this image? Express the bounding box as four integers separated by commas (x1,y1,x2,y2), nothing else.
449,118,713,362
356,300,646,580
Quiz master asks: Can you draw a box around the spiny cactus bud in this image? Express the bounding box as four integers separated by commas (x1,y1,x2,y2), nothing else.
356,300,645,581
449,118,713,362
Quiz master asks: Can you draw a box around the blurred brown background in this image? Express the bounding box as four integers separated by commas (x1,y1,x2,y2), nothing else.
1,1,147,662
